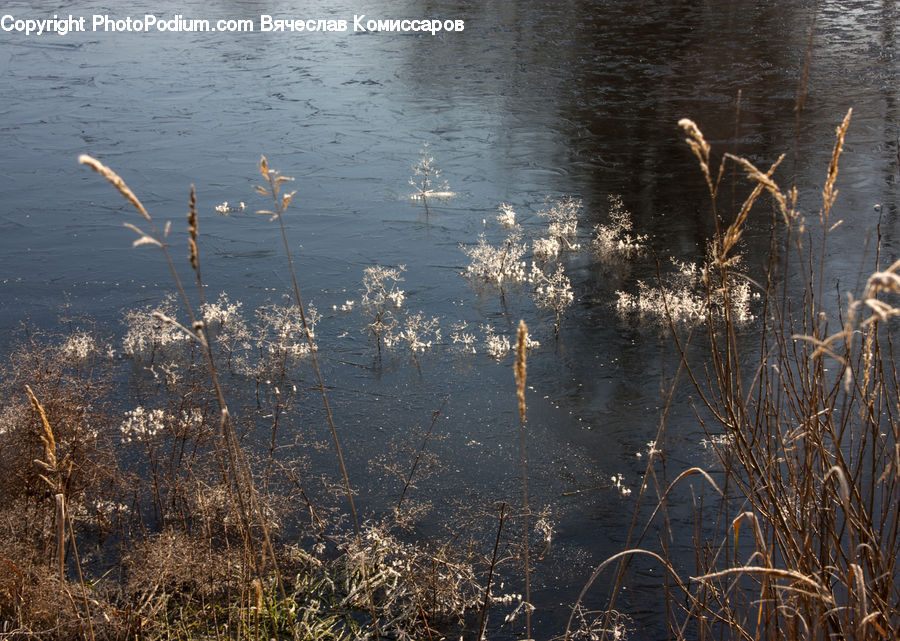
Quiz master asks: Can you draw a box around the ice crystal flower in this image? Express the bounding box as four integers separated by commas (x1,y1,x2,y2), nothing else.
539,196,582,250
387,289,405,307
333,300,355,312
362,265,406,310
362,265,406,347
616,254,756,324
214,201,245,215
534,515,554,550
120,406,168,444
700,433,734,449
610,473,632,496
255,299,318,362
449,321,477,354
483,325,511,360
592,195,648,259
61,330,99,362
533,236,561,261
409,144,455,201
201,292,252,370
390,311,441,353
464,231,528,285
497,203,517,229
532,262,574,332
201,292,244,328
122,295,189,359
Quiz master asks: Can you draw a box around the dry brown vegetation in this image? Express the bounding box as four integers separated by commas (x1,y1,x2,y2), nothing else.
1,110,898,641
573,110,900,640
0,156,539,641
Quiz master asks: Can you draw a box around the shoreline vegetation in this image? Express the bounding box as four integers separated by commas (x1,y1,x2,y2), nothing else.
1,111,898,640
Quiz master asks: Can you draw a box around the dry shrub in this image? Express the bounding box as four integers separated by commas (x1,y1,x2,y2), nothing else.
124,528,243,607
0,542,82,638
0,329,120,545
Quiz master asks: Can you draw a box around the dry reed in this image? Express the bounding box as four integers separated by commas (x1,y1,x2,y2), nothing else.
572,109,900,640
255,155,382,639
80,153,294,639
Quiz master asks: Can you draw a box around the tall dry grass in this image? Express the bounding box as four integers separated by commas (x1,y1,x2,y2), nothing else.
79,154,297,637
571,109,900,640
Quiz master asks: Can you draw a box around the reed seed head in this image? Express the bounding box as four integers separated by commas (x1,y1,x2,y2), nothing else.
188,185,199,270
823,108,852,215
678,119,714,196
25,385,55,466
78,154,151,221
515,320,528,424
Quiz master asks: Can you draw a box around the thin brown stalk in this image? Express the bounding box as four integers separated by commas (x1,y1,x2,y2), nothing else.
256,155,381,639
478,502,507,641
397,397,449,512
67,513,96,641
54,494,66,584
